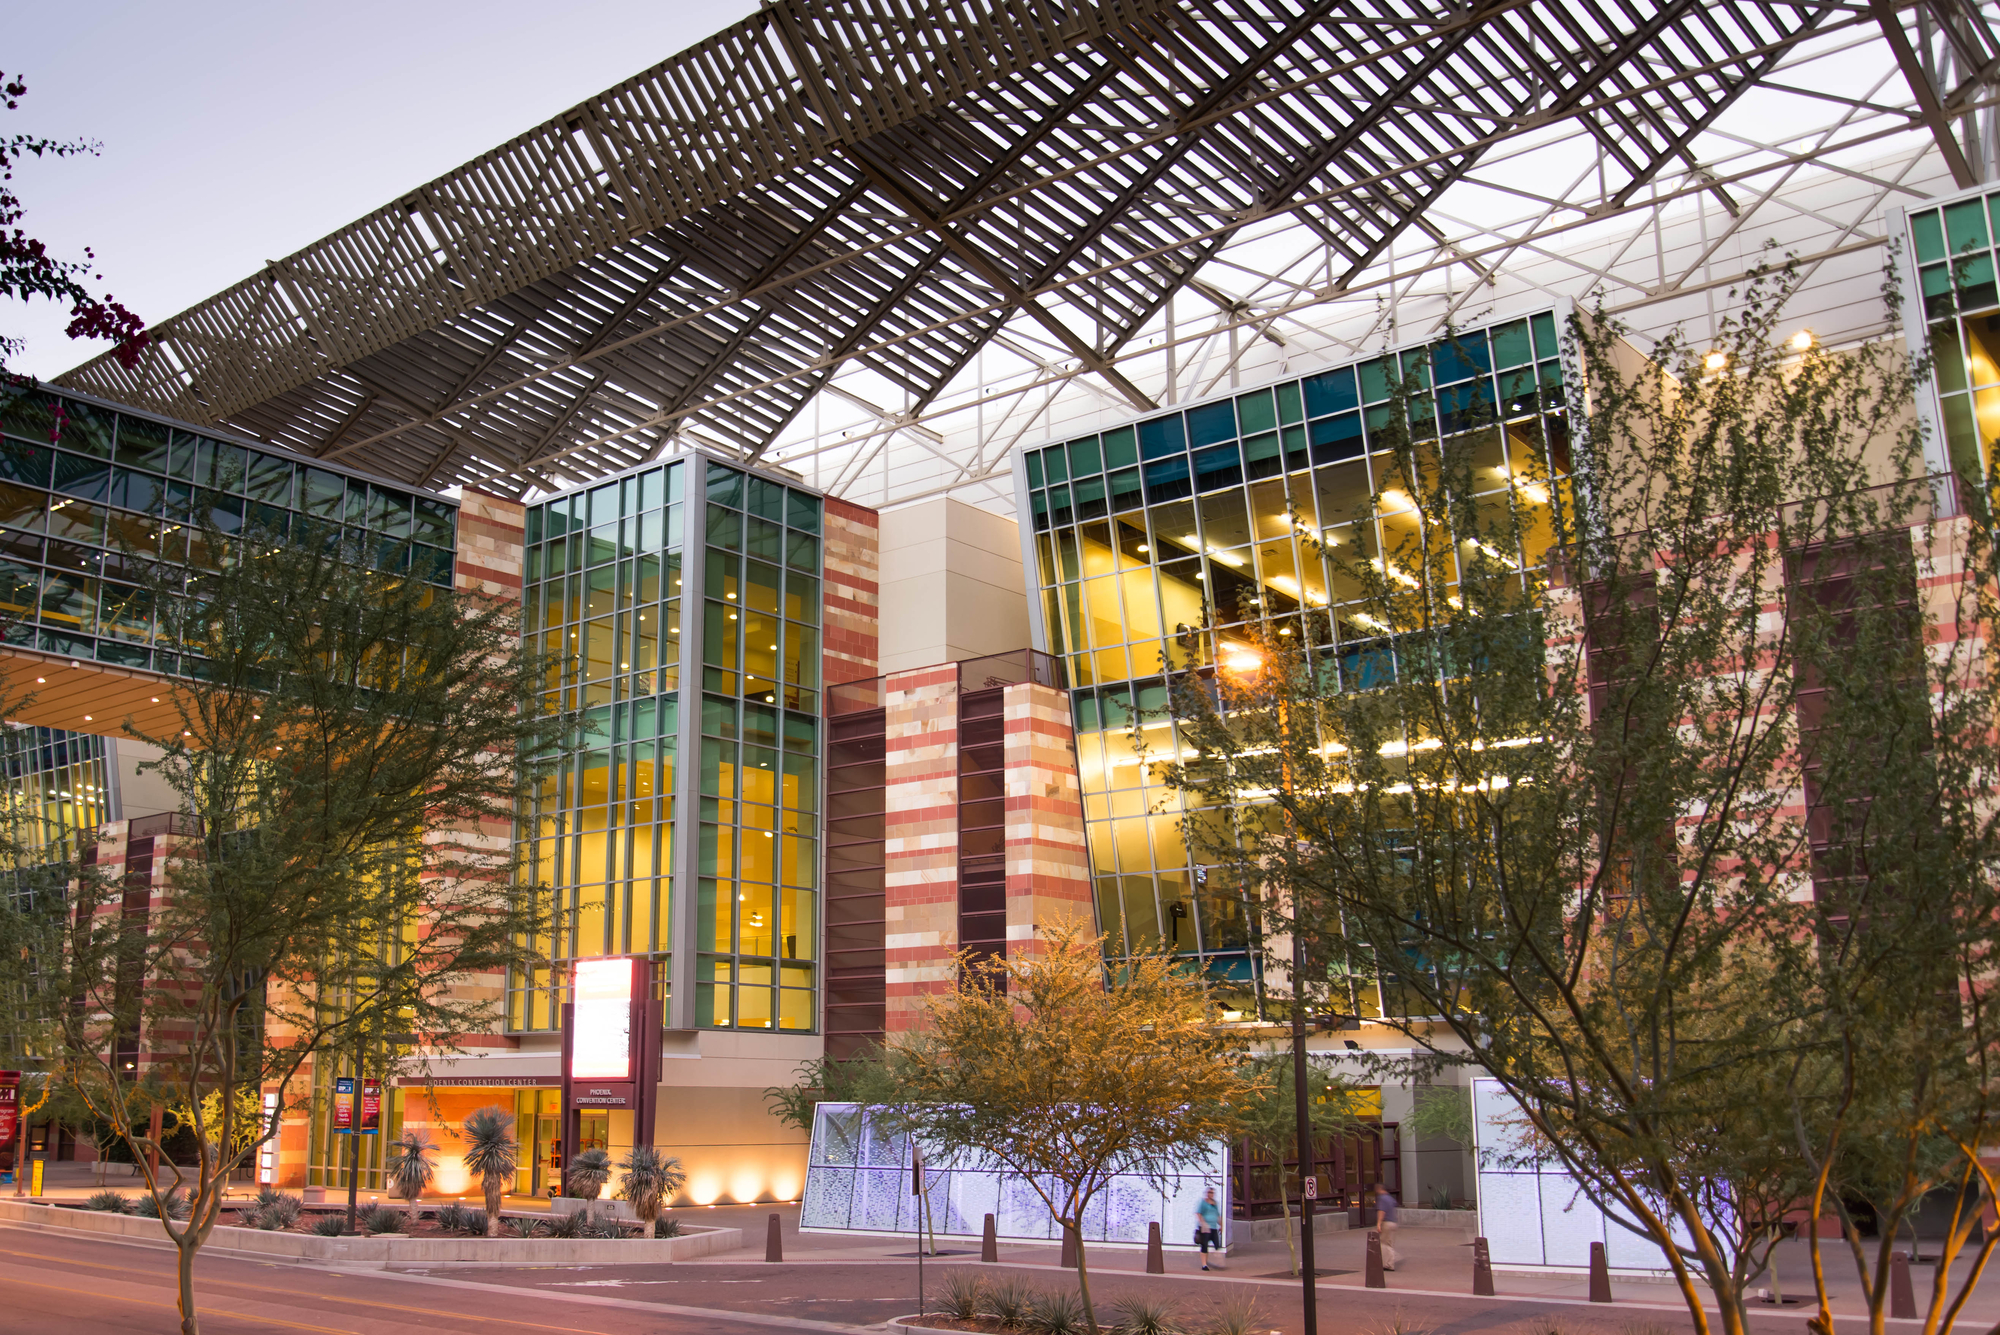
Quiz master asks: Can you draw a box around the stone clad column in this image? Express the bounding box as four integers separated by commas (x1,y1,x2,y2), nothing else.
1002,681,1092,958
882,665,961,1031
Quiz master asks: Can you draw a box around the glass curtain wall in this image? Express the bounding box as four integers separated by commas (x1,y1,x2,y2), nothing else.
510,455,825,1035
1018,312,1570,1011
511,462,683,1032
695,461,821,1032
1912,193,2000,494
0,386,455,673
0,727,108,863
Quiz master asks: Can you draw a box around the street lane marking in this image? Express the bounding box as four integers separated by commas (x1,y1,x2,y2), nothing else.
0,1275,355,1333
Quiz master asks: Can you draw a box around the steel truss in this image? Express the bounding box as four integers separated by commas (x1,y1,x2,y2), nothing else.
55,0,2000,509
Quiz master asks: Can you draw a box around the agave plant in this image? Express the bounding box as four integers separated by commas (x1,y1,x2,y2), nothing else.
565,1147,612,1219
384,1129,437,1225
460,1105,519,1238
84,1190,130,1213
615,1145,687,1239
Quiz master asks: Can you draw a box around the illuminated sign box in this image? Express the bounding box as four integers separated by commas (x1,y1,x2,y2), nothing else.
571,957,634,1081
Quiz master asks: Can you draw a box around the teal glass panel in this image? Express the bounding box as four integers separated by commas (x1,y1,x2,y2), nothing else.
1235,389,1276,435
749,476,785,521
640,468,664,511
1108,468,1142,512
706,504,743,550
1358,358,1392,404
1924,263,1956,318
1945,199,1990,254
706,462,743,508
786,531,818,571
1137,415,1186,459
1913,209,1946,264
1531,311,1560,359
786,490,821,533
1068,436,1102,476
1489,318,1533,369
1026,453,1044,488
667,460,685,504
1187,401,1236,447
1934,324,1968,393
1276,382,1303,425
1042,447,1067,484
1102,426,1138,469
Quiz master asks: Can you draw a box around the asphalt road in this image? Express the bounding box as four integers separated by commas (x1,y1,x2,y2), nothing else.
0,1222,1901,1335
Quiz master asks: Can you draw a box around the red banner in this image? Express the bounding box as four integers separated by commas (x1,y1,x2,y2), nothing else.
0,1072,19,1169
359,1079,382,1134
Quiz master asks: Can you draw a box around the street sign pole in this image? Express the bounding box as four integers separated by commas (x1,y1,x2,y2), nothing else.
912,1143,925,1317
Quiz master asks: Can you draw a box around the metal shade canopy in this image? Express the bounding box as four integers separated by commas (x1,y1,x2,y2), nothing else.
54,0,2000,505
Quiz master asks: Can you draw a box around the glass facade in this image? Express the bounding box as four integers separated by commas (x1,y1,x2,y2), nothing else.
1016,312,1569,1008
511,454,824,1035
0,385,455,674
1,727,108,863
1911,192,2000,491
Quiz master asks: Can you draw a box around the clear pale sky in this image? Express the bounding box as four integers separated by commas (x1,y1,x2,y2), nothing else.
5,0,762,380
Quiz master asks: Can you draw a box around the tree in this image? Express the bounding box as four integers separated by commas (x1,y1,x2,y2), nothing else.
892,924,1261,1335
460,1105,519,1238
10,510,558,1335
0,72,146,372
567,1146,612,1217
764,1044,904,1157
1157,267,2000,1335
617,1145,687,1238
1234,1051,1361,1277
385,1130,436,1226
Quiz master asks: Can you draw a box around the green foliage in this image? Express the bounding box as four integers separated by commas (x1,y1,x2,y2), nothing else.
566,1147,612,1202
615,1145,687,1234
244,1190,302,1230
938,1268,985,1320
1402,1086,1473,1149
545,1208,588,1239
459,1104,518,1232
308,1214,347,1237
359,1204,402,1234
385,1130,437,1211
654,1215,681,1238
1109,1293,1181,1335
892,925,1260,1334
1203,1293,1263,1335
763,1046,903,1135
1158,269,2000,1335
987,1277,1035,1327
84,1190,130,1213
134,1186,189,1220
1026,1289,1086,1335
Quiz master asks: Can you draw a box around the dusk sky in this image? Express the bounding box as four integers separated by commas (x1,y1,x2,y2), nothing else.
6,0,761,379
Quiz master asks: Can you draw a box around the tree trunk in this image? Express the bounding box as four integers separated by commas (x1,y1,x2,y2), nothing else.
177,1233,200,1335
486,1177,504,1236
406,1191,419,1227
1276,1167,1296,1277
1069,1219,1100,1335
643,1215,657,1239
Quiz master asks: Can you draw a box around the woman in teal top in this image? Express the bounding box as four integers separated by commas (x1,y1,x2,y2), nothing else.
1195,1187,1224,1270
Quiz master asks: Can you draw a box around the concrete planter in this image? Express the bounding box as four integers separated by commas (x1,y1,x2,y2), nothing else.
551,1196,633,1221
0,1198,741,1266
1232,1210,1350,1245
1396,1207,1479,1228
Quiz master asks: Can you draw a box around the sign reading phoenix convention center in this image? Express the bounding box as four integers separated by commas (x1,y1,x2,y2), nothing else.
569,957,636,1109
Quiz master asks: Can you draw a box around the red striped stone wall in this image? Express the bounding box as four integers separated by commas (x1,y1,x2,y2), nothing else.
1002,682,1093,957
882,664,960,1031
823,497,880,687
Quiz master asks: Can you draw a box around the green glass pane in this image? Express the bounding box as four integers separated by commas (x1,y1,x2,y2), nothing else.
1102,427,1138,469
640,469,664,511
1359,358,1392,404
1941,394,1981,484
1923,263,1955,307
1945,199,1990,254
1531,311,1560,359
1489,318,1532,369
1108,468,1142,512
1276,382,1303,425
706,462,743,508
1026,453,1044,488
1042,447,1067,484
1235,390,1276,435
1933,324,1968,393
1913,209,1946,265
1069,436,1102,476
666,460,685,504
1243,431,1281,465
786,489,821,534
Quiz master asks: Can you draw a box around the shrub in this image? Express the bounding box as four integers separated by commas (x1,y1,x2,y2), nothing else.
246,1193,302,1231
1111,1294,1181,1335
938,1269,985,1321
1027,1290,1086,1335
545,1209,588,1239
435,1202,471,1233
655,1216,682,1238
988,1277,1035,1328
502,1216,546,1239
134,1187,190,1220
1206,1294,1263,1335
360,1205,403,1234
1426,1182,1454,1211
460,1208,490,1237
309,1214,348,1237
84,1190,131,1213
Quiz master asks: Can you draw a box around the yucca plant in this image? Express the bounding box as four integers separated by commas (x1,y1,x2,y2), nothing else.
384,1129,437,1226
460,1105,519,1238
615,1145,687,1239
84,1190,130,1213
1111,1294,1181,1335
309,1214,347,1237
545,1208,588,1239
1027,1289,1086,1335
134,1186,190,1220
988,1277,1034,1328
565,1146,612,1219
938,1269,985,1320
359,1204,402,1234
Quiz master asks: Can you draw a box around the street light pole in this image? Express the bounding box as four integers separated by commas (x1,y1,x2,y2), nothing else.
1224,645,1317,1335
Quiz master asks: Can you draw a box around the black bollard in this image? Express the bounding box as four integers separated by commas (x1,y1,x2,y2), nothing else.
766,1212,783,1262
1588,1240,1612,1303
981,1212,998,1263
1147,1221,1165,1274
1473,1236,1496,1296
1365,1229,1386,1289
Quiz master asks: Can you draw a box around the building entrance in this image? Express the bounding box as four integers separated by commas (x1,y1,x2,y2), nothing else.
511,1088,564,1196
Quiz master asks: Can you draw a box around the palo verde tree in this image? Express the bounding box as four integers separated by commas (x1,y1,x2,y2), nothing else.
16,507,560,1335
1234,1050,1361,1278
891,923,1261,1335
1156,264,2000,1335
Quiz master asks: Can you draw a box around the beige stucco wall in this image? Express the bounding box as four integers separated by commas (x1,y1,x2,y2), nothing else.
877,498,1030,673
